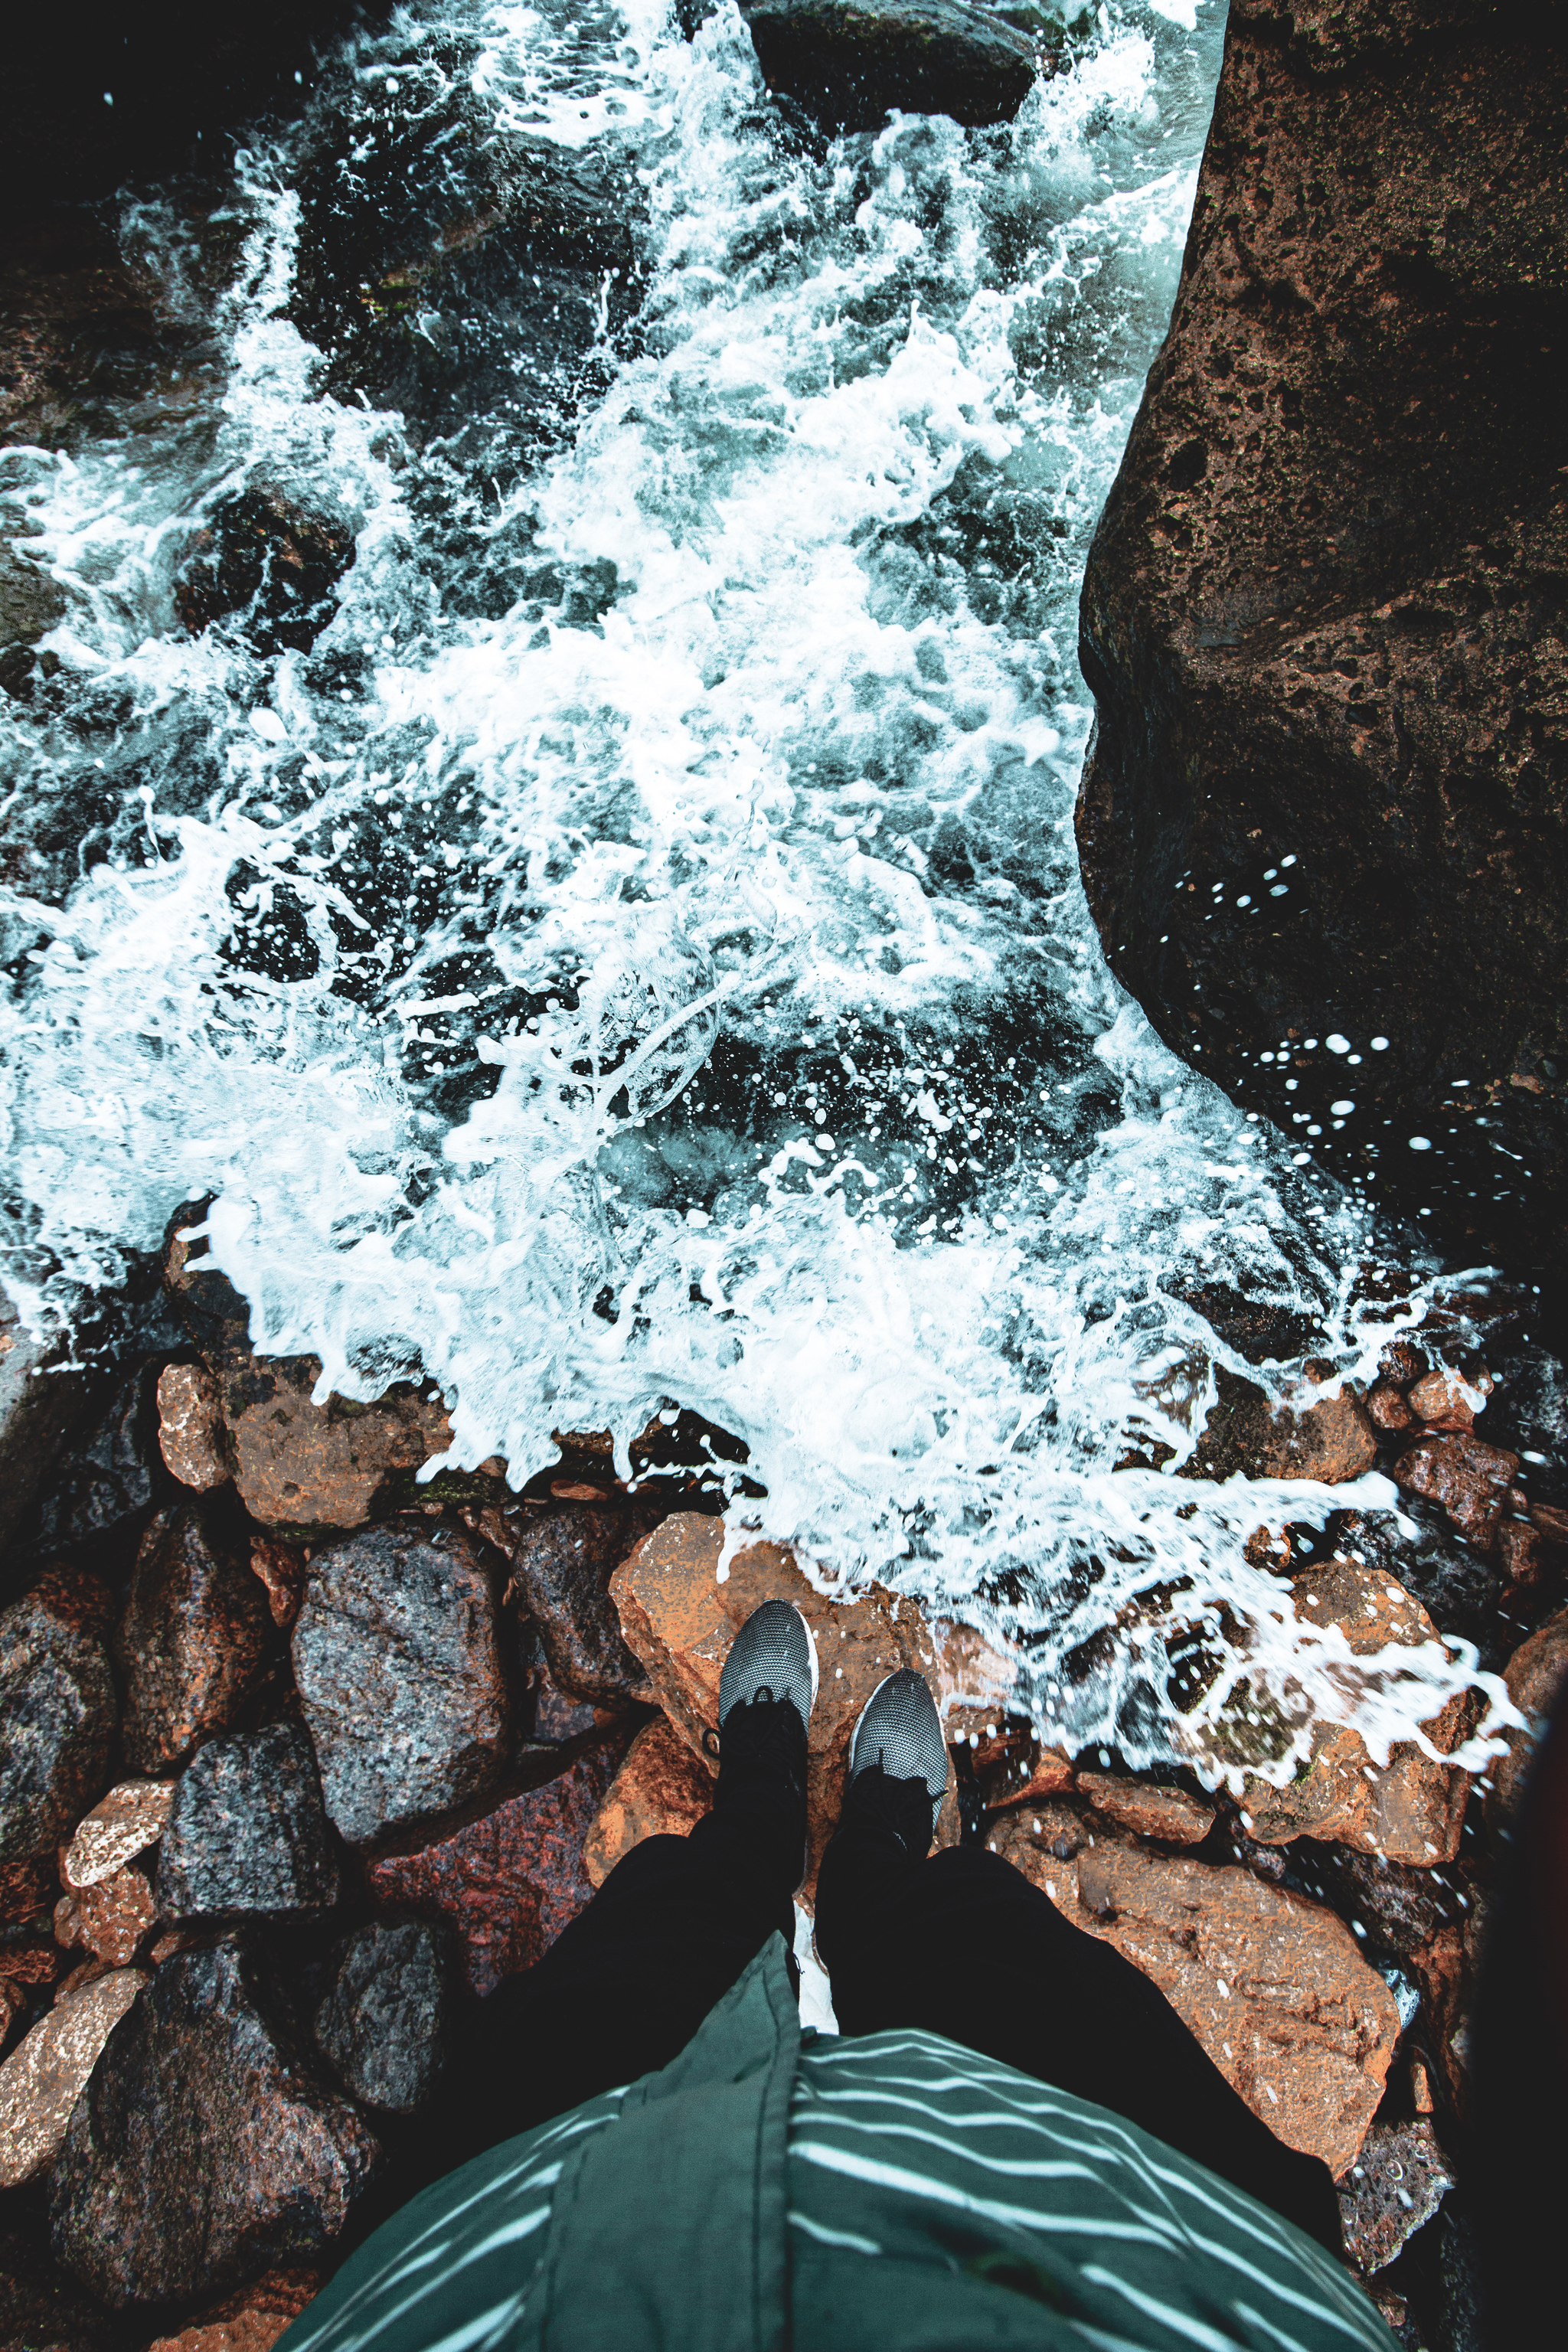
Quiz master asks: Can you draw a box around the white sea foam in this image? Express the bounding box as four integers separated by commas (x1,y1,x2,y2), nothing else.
0,0,1514,1773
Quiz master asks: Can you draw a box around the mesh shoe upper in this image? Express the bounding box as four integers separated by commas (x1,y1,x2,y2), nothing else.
848,1669,948,1848
718,1599,818,1730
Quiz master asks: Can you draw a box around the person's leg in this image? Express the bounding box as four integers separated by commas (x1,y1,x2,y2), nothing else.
430,1603,817,2167
817,1725,1343,2255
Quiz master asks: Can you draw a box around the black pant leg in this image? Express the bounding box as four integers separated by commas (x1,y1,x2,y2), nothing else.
430,1774,799,2167
815,1821,1343,2256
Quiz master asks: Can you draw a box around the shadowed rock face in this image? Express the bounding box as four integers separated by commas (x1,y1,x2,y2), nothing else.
740,0,1038,134
1075,0,1568,1293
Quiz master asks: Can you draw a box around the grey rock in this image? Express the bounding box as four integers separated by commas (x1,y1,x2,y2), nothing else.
0,1572,116,1860
1294,1841,1464,1961
0,1295,93,1566
743,0,1038,133
291,1521,509,1846
156,1723,341,1919
34,1365,162,1554
506,1507,652,1707
113,1501,273,1774
0,545,66,698
312,1919,457,2113
47,1940,381,2309
1338,2120,1455,2275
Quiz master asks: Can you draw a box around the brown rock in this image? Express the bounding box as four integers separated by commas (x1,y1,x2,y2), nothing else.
1242,1560,1472,1863
0,1965,147,2187
249,1539,306,1632
53,1868,157,1968
1533,1500,1568,1546
1407,1365,1491,1432
114,1504,273,1774
584,1714,714,1888
1379,1341,1430,1389
1075,1772,1214,1847
144,2265,322,2352
156,1364,229,1491
0,1856,52,1927
48,1939,381,2308
1393,1432,1522,1550
224,1359,456,1534
982,1743,1074,1813
291,1521,509,1847
1367,1383,1415,1434
1496,1516,1560,1611
63,1779,178,1890
500,1504,654,1705
1407,1896,1491,2117
1073,0,1568,1289
1484,1603,1568,1846
365,1727,635,1996
54,1958,115,2004
2,1941,60,1987
1181,1367,1377,1487
991,1812,1400,2177
1338,2120,1455,2275
610,1512,954,1896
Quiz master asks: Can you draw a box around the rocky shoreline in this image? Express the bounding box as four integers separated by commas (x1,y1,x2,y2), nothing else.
0,1214,1564,2350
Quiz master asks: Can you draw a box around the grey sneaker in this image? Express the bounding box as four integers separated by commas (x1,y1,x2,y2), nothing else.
718,1599,818,1730
847,1669,948,1852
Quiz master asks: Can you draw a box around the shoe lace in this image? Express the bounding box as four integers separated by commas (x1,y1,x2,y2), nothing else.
709,1691,805,1789
848,1759,936,1855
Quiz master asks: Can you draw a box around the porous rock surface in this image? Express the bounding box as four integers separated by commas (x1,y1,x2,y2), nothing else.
48,1942,380,2308
1075,0,1568,1286
1240,1559,1474,1864
143,2265,323,2352
0,1568,117,1860
610,1511,956,1896
991,1809,1401,2176
741,0,1037,134
156,1723,341,1919
63,1778,178,1889
364,1726,634,1998
54,1867,158,1968
114,1504,273,1774
1338,2118,1454,2275
312,1919,457,2115
291,1521,509,1847
584,1711,715,1886
1074,1771,1213,1847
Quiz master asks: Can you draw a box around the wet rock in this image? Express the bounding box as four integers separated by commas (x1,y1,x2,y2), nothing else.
0,2218,129,2352
1367,1383,1416,1434
48,1941,381,2308
1395,1432,1521,1550
1292,1842,1464,1962
291,92,638,457
62,1780,177,1890
0,1296,93,1562
156,1724,340,1921
156,1364,229,1492
249,1538,307,1632
1181,1367,1377,1486
175,492,353,659
981,1740,1074,1813
312,1919,457,2115
1407,1366,1491,1433
365,1726,634,1997
0,544,65,698
1073,1771,1214,1847
1075,0,1568,1289
291,1521,508,1847
143,2265,322,2352
1338,2120,1455,2275
0,1570,117,1860
611,1511,956,1897
500,1505,653,1706
1240,1560,1473,1864
991,1811,1401,2177
33,1367,163,1555
0,1966,147,2188
741,0,1037,133
583,1713,714,1887
1494,1515,1562,1615
1483,1602,1568,1846
528,1664,602,1743
114,1504,273,1775
54,1870,157,1969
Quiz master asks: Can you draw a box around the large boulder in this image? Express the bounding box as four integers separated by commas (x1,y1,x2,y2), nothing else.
155,1723,341,1921
290,1521,509,1846
740,0,1038,135
364,1726,634,1998
991,1809,1402,2177
113,1504,273,1775
1074,0,1568,1288
0,1569,117,1860
48,1942,381,2308
312,1919,457,2115
609,1513,959,1897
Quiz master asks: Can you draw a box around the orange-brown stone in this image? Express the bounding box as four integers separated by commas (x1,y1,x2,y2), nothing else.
1484,1603,1568,1847
143,2266,322,2352
584,1713,714,1887
54,1864,157,1968
1074,1772,1214,1847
